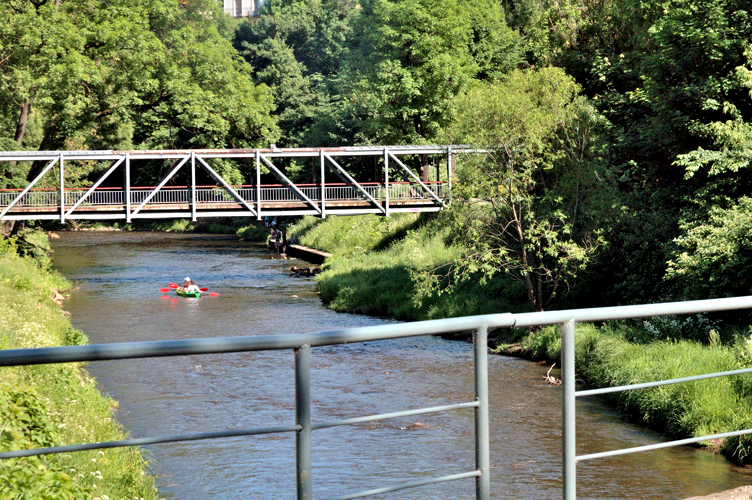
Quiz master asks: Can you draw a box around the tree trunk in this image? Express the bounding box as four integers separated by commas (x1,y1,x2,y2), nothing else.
14,100,32,146
419,154,430,183
0,220,16,238
5,99,34,182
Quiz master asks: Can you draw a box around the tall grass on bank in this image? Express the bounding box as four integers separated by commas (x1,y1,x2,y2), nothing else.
517,323,752,464
287,214,526,320
0,236,157,499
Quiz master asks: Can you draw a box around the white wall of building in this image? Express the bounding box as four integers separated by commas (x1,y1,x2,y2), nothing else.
222,0,266,17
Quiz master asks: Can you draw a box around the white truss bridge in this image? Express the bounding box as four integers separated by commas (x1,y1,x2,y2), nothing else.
0,145,466,222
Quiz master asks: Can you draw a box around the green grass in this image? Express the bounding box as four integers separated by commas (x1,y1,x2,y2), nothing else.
0,235,158,499
514,322,752,464
284,213,527,321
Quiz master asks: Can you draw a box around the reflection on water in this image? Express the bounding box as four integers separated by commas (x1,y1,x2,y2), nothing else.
52,232,752,499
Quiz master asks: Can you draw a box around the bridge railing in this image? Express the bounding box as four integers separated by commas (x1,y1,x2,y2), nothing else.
4,296,751,499
0,182,446,208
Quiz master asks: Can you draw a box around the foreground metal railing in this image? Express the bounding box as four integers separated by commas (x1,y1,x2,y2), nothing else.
1,296,752,499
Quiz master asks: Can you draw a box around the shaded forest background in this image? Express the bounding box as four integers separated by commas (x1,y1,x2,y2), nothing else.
2,0,752,313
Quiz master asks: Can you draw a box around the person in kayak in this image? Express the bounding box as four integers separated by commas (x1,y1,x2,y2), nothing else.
179,277,201,294
186,279,201,294
179,277,191,292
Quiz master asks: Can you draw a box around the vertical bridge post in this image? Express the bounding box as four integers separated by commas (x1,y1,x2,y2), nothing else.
446,146,453,204
562,319,576,500
320,149,326,219
474,325,490,499
125,153,131,223
255,150,262,220
295,344,312,500
59,153,65,223
190,152,197,222
383,147,390,217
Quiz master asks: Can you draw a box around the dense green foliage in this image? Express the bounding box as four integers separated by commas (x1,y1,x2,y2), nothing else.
0,232,157,499
0,0,278,188
434,68,613,312
4,0,752,314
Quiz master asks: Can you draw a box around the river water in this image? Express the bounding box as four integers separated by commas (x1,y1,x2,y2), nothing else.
51,231,751,499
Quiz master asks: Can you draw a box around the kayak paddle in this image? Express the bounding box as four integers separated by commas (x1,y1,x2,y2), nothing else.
199,288,209,292
160,288,171,293
168,283,178,289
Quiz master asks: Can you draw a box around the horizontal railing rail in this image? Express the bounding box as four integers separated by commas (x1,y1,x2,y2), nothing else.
0,183,446,206
2,296,752,499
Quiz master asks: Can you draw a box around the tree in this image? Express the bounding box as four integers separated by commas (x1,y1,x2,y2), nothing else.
0,0,279,187
234,0,354,147
666,197,752,300
332,0,520,179
436,68,612,312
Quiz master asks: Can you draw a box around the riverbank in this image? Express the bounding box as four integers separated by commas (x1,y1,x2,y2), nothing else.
0,232,157,498
283,214,752,466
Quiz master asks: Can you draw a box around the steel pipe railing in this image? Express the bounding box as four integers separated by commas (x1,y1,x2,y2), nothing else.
560,295,752,500
2,296,752,498
0,184,445,209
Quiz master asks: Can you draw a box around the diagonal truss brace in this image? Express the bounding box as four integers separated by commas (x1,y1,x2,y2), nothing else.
0,157,59,219
195,156,257,217
259,155,321,214
64,157,126,217
323,153,385,214
388,152,445,207
130,156,190,218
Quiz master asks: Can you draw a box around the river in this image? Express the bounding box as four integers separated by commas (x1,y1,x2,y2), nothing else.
51,231,752,499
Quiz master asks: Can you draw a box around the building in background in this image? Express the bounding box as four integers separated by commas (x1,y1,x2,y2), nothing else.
222,0,266,17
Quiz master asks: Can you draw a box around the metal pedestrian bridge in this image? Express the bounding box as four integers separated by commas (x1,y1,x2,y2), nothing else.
2,296,752,499
0,145,461,222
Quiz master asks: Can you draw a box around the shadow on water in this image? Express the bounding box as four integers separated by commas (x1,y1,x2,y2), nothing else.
51,232,752,500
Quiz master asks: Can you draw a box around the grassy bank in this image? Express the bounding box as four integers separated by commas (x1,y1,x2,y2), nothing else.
509,322,752,463
288,213,526,319
0,233,157,499
286,214,752,464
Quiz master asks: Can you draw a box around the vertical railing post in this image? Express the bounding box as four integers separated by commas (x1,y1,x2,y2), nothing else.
125,153,131,223
384,147,390,217
474,325,490,500
320,149,326,219
446,146,453,204
59,153,65,223
295,344,312,500
190,152,197,222
562,319,576,500
256,150,262,220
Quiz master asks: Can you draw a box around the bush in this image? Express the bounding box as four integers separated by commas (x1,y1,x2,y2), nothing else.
14,228,53,269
